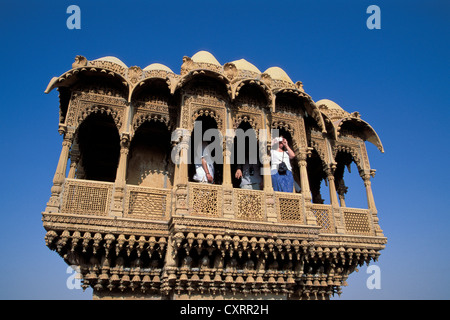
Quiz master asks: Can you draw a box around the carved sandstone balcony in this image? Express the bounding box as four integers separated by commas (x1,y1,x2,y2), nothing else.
42,52,386,299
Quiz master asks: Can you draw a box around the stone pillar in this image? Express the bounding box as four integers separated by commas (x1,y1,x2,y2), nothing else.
257,129,272,192
326,165,345,234
75,158,85,179
222,134,233,187
68,142,80,179
298,149,312,202
173,129,190,215
222,134,234,219
361,171,383,236
46,125,74,213
261,154,273,191
337,179,348,208
361,173,376,211
326,167,339,208
110,132,130,217
173,129,190,185
298,148,317,225
223,108,233,188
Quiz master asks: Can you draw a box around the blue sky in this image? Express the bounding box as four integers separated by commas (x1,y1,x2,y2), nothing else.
0,0,448,299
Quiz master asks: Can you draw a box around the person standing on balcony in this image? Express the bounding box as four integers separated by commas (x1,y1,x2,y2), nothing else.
193,141,215,183
271,136,295,192
235,152,263,190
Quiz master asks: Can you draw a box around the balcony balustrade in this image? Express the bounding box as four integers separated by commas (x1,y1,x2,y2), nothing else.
57,178,376,237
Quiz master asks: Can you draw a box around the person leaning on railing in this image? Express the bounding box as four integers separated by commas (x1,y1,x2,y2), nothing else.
234,157,263,190
270,136,295,192
193,141,215,184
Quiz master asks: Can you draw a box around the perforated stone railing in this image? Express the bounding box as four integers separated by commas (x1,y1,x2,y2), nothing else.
124,185,172,220
233,188,266,221
275,192,305,224
342,207,374,236
61,179,113,216
188,183,223,217
59,179,375,237
311,204,335,233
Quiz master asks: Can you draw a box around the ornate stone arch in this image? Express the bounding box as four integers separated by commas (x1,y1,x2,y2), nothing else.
175,70,232,101
233,79,273,105
332,144,364,173
335,117,384,153
270,114,308,153
310,139,328,168
190,107,225,135
130,72,178,100
76,103,124,133
233,113,260,135
131,113,173,140
64,89,128,135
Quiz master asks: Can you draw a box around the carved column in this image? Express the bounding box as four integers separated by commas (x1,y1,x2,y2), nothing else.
110,132,130,217
261,153,273,191
326,166,339,208
361,171,383,236
46,125,74,212
260,122,273,192
222,135,233,187
298,149,312,202
337,179,348,208
223,108,233,188
223,134,234,219
173,129,190,215
299,149,316,225
361,173,376,211
261,112,275,222
75,158,85,179
326,165,345,233
68,142,80,179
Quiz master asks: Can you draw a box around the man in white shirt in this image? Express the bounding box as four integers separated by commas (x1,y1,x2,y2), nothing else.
193,141,214,183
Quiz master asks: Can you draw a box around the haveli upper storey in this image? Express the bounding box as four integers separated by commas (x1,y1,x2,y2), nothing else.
42,51,386,300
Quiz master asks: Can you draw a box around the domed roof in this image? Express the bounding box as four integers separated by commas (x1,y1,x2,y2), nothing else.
93,56,128,69
315,99,344,111
191,51,221,66
143,63,174,73
264,67,293,83
230,59,261,73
